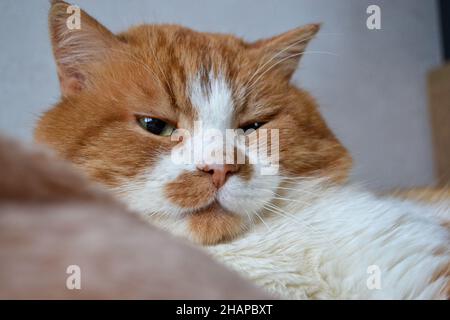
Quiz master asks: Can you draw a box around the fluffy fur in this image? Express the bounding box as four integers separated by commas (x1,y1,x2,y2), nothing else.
208,181,450,299
35,1,450,299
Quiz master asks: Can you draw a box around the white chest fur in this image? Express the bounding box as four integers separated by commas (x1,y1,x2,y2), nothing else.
206,182,450,299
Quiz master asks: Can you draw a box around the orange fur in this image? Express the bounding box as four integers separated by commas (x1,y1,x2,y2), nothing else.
189,204,244,245
165,171,216,209
389,187,450,204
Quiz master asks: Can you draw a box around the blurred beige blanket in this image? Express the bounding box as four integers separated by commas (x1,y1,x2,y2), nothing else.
0,135,267,299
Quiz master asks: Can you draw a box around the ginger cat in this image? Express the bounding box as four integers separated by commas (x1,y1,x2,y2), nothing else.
35,1,449,299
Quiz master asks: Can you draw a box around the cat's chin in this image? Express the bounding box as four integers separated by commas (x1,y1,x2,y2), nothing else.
188,202,245,245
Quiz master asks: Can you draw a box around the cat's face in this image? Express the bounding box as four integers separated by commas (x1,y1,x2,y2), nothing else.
35,1,351,244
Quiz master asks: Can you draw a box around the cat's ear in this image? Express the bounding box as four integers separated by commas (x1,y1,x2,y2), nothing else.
251,24,320,80
49,1,120,96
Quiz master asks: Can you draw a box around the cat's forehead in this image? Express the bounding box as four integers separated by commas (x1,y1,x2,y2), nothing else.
124,25,255,85
121,24,249,69
117,25,261,123
121,24,247,51
187,71,235,128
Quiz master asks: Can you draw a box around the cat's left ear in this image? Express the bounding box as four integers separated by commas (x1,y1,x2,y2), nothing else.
251,24,320,80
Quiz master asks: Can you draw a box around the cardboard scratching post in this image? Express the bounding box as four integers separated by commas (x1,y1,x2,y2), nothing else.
428,63,450,185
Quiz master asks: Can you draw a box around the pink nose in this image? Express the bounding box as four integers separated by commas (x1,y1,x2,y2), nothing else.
197,164,239,188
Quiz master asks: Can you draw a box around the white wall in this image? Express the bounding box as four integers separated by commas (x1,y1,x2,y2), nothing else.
0,0,442,190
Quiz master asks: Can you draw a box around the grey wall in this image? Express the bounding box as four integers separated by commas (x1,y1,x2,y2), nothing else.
0,0,442,190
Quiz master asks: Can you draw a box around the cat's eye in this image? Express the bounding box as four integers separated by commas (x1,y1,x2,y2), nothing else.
239,122,266,133
137,117,175,137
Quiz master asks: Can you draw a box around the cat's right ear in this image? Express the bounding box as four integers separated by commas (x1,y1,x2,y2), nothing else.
49,1,120,96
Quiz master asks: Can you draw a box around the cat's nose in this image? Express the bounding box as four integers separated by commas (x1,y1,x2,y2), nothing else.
197,164,239,188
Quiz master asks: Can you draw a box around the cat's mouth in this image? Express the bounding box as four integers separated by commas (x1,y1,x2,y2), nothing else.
187,201,244,245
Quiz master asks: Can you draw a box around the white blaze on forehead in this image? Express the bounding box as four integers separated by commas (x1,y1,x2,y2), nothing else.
188,71,234,130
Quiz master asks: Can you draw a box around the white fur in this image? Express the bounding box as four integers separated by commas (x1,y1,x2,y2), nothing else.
206,180,450,299
113,154,196,217
189,71,233,131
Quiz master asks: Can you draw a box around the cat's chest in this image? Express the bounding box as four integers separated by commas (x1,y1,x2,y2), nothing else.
205,189,450,299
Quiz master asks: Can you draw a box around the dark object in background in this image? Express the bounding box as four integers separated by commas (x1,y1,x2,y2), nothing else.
428,64,450,185
432,1,450,184
440,0,450,61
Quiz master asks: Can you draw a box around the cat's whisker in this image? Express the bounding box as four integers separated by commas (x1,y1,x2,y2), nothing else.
254,211,271,231
261,203,325,238
253,187,315,201
146,211,160,218
262,203,295,221
271,196,312,206
242,34,318,93
241,50,338,102
242,209,254,230
275,186,319,197
263,202,338,242
240,32,342,103
279,176,319,180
